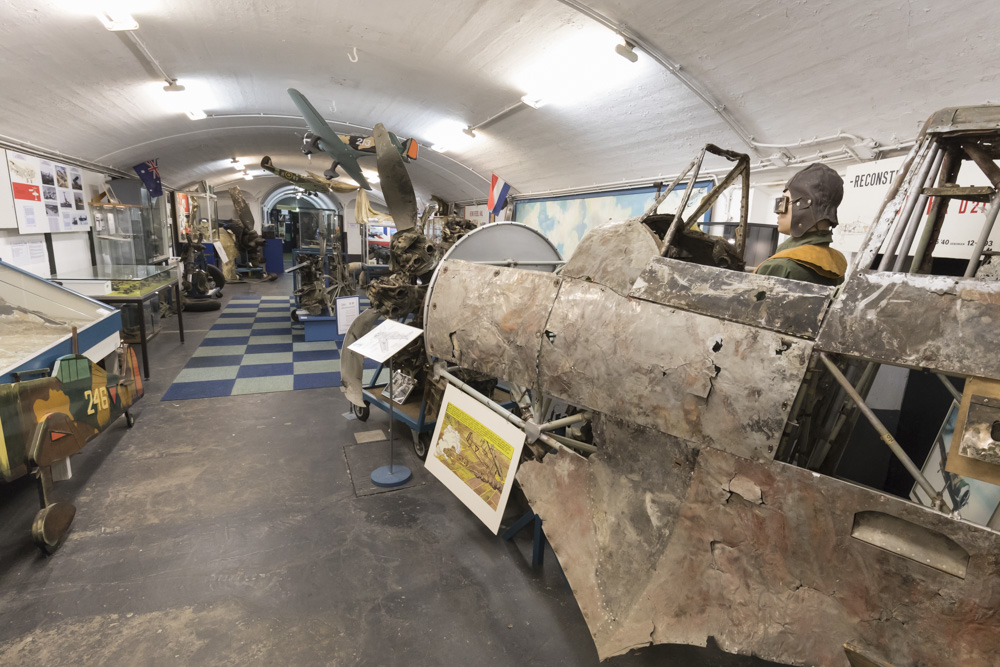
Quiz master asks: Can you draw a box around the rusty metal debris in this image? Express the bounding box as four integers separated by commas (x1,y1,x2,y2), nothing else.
423,115,1000,666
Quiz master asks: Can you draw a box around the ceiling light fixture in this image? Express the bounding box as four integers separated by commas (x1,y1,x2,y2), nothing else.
520,94,546,109
615,39,639,63
243,173,253,181
186,109,207,120
462,127,477,139
96,7,138,31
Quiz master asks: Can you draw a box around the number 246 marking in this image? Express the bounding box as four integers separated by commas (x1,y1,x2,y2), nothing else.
85,387,110,414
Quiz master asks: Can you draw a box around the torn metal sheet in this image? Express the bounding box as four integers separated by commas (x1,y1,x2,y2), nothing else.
518,415,1000,666
956,380,1000,466
340,307,381,407
816,270,1000,378
423,260,561,388
537,278,811,461
561,219,662,296
631,256,834,338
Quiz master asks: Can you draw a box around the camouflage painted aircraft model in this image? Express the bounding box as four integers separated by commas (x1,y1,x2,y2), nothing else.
259,156,359,194
0,342,143,553
287,88,418,191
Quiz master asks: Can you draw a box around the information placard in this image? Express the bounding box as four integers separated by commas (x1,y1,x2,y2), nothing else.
335,296,361,336
424,384,526,534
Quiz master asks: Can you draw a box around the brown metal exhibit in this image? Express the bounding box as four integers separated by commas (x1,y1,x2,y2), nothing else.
816,270,1000,378
537,277,811,461
631,256,833,338
419,112,1000,666
517,416,1000,665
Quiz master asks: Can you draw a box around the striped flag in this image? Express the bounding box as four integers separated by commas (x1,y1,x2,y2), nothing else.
488,173,510,216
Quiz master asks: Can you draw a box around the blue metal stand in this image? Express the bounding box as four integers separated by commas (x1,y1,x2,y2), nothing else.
502,510,546,568
369,356,411,488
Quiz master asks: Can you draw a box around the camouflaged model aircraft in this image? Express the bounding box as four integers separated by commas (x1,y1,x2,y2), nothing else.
288,88,418,191
0,342,143,553
259,156,359,194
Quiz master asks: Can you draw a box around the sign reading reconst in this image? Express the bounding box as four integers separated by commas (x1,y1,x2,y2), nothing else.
5,149,94,234
834,155,1000,259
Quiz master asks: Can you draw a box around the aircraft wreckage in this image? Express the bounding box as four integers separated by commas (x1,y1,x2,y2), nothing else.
344,106,1000,666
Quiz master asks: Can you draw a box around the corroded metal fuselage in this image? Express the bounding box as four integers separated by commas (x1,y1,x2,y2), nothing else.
423,108,1000,666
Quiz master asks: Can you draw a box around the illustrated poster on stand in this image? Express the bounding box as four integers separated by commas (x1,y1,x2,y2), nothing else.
424,383,526,534
5,150,91,233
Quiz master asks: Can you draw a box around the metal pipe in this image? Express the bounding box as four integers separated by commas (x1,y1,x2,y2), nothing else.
539,412,590,432
910,147,960,274
470,260,566,266
749,132,867,150
661,148,707,255
892,149,945,271
964,193,1000,278
935,373,963,403
545,432,598,454
555,0,765,157
879,142,940,271
850,138,927,274
436,367,572,454
641,154,700,222
819,353,943,508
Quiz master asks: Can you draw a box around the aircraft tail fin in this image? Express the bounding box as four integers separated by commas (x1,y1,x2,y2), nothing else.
404,137,419,161
120,345,143,401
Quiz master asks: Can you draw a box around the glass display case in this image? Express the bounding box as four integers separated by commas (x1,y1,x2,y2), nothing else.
92,202,170,270
0,260,122,386
50,264,183,379
298,208,342,249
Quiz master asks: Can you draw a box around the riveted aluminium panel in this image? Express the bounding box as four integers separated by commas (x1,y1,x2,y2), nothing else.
816,270,1000,379
423,260,561,389
537,278,811,461
517,414,1000,666
631,256,834,338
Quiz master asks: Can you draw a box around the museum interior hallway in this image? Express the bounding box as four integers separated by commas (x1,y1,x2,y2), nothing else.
0,274,780,666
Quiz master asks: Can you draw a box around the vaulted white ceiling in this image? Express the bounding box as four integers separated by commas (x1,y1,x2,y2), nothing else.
1,0,997,206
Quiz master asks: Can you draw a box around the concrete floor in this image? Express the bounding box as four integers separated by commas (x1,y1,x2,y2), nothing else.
0,274,782,666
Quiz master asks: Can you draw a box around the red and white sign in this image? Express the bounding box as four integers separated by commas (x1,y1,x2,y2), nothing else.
834,155,1000,260
12,182,41,201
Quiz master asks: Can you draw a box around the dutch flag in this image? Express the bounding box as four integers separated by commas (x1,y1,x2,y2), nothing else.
488,173,510,217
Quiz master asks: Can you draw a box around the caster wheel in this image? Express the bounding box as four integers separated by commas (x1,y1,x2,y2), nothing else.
125,411,135,428
411,430,431,461
32,502,76,555
354,402,370,422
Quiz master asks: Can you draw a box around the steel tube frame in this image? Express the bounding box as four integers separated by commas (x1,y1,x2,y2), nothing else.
879,142,940,271
819,353,942,508
892,149,946,271
964,193,1000,277
437,367,575,454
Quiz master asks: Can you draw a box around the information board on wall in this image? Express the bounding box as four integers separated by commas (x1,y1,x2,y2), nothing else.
833,155,1000,259
5,149,92,234
463,204,490,226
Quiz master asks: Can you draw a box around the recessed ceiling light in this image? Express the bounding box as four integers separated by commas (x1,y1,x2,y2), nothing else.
186,109,207,120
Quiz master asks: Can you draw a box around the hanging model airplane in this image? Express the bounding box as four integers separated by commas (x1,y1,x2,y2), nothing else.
259,156,359,194
287,88,419,191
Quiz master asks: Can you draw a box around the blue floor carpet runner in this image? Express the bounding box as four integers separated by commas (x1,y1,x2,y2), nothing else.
162,295,370,401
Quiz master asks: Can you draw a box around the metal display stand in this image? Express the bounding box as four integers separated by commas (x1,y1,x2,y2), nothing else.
370,355,411,488
346,319,424,488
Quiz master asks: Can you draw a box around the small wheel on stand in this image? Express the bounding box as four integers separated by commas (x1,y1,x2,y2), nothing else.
125,411,135,428
354,402,370,422
411,429,431,461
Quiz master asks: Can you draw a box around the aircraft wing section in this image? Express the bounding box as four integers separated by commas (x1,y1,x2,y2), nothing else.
288,88,371,190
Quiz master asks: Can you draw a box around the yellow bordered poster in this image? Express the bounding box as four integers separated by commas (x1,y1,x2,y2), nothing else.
424,383,525,533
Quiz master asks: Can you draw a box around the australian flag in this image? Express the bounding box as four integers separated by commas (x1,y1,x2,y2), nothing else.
133,159,163,198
